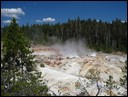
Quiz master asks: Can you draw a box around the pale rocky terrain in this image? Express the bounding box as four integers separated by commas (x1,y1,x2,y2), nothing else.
32,45,127,96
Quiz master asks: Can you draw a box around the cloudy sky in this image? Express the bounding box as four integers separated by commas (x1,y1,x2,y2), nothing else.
1,1,127,26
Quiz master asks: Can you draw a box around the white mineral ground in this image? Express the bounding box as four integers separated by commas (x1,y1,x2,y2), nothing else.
31,45,127,96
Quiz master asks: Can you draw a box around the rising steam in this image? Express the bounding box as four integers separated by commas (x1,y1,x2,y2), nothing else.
51,39,96,58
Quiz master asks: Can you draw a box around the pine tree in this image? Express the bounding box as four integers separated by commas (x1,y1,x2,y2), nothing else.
105,75,118,96
1,18,50,96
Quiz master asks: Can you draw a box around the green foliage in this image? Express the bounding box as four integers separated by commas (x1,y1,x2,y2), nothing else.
120,60,127,88
2,18,127,53
40,64,44,67
120,74,127,87
105,75,117,96
2,18,34,72
1,71,51,96
105,75,113,90
1,18,50,96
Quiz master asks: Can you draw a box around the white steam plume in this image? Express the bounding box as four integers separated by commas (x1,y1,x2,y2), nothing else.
51,39,95,58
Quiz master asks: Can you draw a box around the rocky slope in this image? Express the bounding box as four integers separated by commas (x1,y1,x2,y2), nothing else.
32,45,127,96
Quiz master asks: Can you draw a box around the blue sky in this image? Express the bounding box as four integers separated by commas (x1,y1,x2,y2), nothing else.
1,1,127,26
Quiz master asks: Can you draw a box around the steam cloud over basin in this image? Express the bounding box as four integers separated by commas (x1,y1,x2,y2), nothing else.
51,39,95,58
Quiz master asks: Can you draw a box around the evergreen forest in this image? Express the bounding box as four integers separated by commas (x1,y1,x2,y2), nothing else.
1,17,127,53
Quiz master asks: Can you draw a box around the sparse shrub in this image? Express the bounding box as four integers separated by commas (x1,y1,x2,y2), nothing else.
120,60,127,89
104,75,118,96
40,64,44,67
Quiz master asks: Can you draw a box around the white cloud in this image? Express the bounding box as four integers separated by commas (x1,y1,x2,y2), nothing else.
43,17,55,22
2,20,11,24
1,8,25,19
2,20,19,24
121,20,127,23
36,17,55,23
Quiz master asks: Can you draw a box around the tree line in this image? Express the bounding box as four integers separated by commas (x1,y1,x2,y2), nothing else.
2,17,127,53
